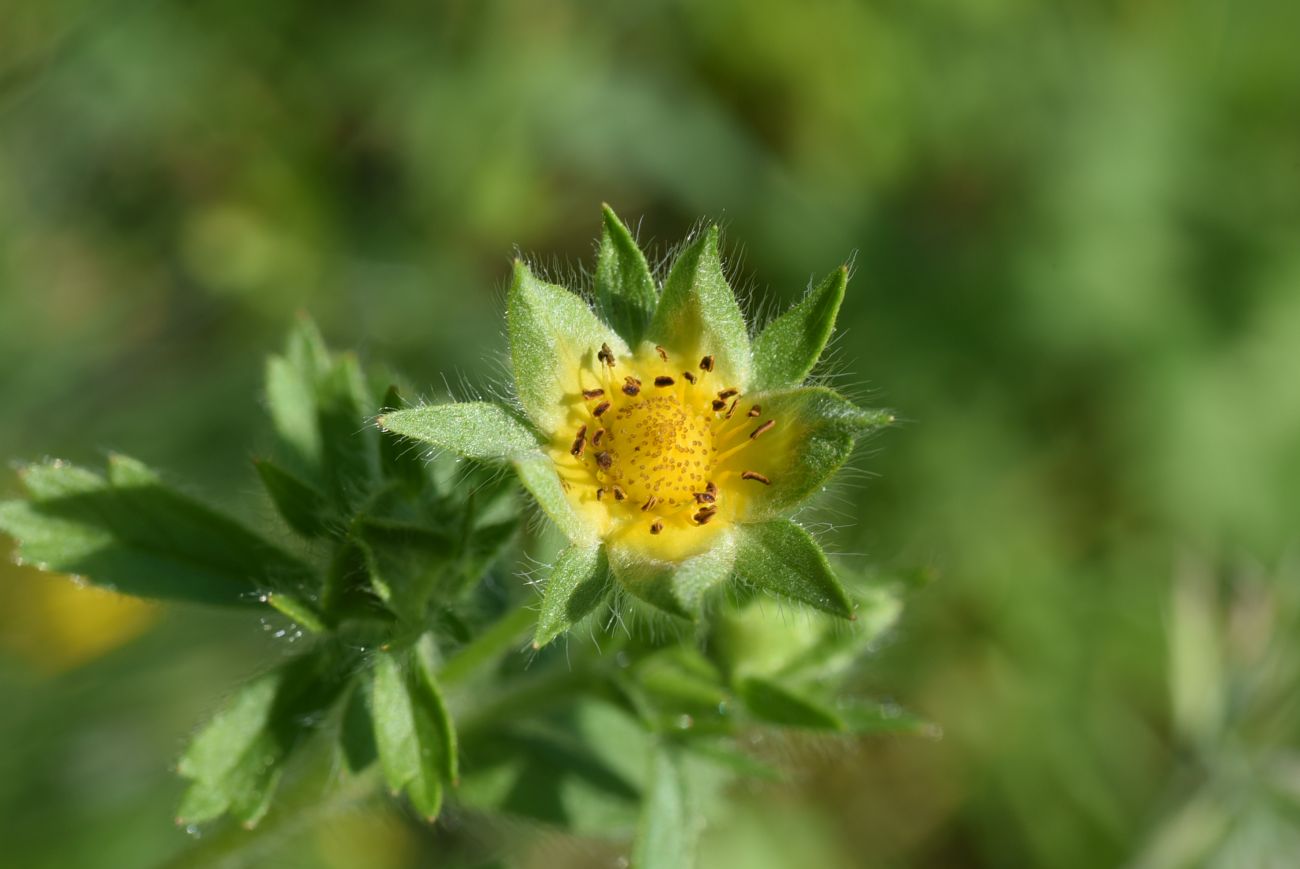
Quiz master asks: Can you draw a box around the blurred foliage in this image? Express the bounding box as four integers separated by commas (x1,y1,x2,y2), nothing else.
1,0,1298,867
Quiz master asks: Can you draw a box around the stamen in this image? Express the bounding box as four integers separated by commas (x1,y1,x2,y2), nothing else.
717,388,739,400
596,451,613,469
747,404,761,417
692,507,717,525
570,425,587,458
683,371,697,384
750,420,776,440
741,470,771,485
592,429,606,446
700,355,715,372
706,481,717,499
613,484,627,500
622,376,642,396
641,495,657,511
711,398,727,411
650,520,664,534
724,399,738,419
596,487,605,500
582,388,605,400
655,345,669,362
598,343,616,367
654,376,675,387
593,401,611,418
693,491,716,504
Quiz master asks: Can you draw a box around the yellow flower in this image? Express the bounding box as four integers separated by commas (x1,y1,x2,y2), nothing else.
380,207,892,645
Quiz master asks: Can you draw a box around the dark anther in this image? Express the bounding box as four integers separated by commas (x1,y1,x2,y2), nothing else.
650,520,664,534
747,404,761,417
592,429,606,446
654,376,675,387
741,470,771,485
582,388,605,400
596,487,605,500
613,484,626,500
593,401,611,417
724,399,738,419
750,420,776,440
596,451,613,469
655,345,669,362
711,399,727,411
641,496,657,511
598,342,616,366
570,425,587,458
683,371,697,384
622,376,641,396
717,388,739,400
699,355,715,372
694,491,716,504
692,509,717,525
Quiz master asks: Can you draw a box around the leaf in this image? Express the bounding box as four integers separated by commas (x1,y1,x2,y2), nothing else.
732,521,852,618
512,452,597,545
379,402,541,461
254,459,332,538
734,386,893,523
533,544,612,648
378,385,427,489
736,676,844,730
371,646,458,821
457,722,642,835
595,204,658,345
633,745,698,869
507,259,628,433
354,518,456,621
0,456,314,608
608,530,738,619
340,680,378,774
646,226,751,389
178,650,349,827
264,318,375,510
750,267,846,391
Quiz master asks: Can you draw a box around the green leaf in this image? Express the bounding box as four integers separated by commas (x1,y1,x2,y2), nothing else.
178,650,349,827
340,680,378,773
264,318,375,510
379,385,427,489
750,267,847,391
647,226,751,388
371,647,457,821
354,518,455,621
512,452,597,545
609,530,738,619
507,259,627,433
379,402,540,461
0,456,314,607
736,676,844,730
254,459,332,538
633,745,698,869
735,386,893,522
595,204,658,345
732,521,852,618
533,544,612,648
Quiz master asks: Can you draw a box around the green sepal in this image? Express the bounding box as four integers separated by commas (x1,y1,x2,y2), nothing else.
379,385,428,489
254,459,332,539
340,679,379,774
750,267,846,391
608,530,738,619
0,456,314,608
507,259,628,433
732,521,853,618
512,452,597,545
633,745,699,869
533,544,612,648
595,204,658,346
379,402,541,461
647,226,751,388
371,645,458,821
737,386,893,522
736,675,844,730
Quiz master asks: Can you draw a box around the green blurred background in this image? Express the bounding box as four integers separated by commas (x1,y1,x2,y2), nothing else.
3,1,1299,866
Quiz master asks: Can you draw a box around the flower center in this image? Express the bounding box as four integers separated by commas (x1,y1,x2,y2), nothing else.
602,395,712,506
557,343,778,540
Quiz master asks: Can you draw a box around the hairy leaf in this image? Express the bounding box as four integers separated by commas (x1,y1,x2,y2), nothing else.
733,521,852,618
595,204,658,345
379,402,540,460
534,544,612,648
750,267,846,391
